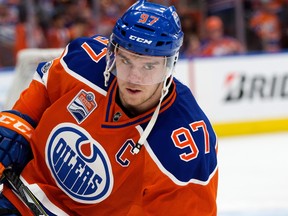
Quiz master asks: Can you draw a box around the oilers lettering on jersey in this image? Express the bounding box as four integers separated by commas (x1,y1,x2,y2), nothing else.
45,123,113,204
67,90,97,124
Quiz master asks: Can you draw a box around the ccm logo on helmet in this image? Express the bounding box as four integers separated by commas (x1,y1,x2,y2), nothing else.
129,35,152,44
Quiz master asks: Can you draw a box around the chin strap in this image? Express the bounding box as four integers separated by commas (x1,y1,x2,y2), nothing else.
132,72,174,154
132,52,178,154
104,46,178,154
104,41,118,87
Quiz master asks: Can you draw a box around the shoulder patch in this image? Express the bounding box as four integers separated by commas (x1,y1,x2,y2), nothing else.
36,61,53,78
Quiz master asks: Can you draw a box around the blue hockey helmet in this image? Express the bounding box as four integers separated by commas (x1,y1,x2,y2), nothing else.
110,0,184,57
104,0,183,86
103,1,184,151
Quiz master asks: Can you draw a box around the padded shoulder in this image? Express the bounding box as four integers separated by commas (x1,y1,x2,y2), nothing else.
61,35,110,89
35,35,113,91
145,79,218,185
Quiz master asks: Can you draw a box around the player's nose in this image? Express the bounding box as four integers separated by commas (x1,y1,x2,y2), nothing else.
126,66,142,84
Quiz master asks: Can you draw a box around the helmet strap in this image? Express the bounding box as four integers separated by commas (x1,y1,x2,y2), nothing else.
104,42,118,87
104,45,178,154
132,59,176,154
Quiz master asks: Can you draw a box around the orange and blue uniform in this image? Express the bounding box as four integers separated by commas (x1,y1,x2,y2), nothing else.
3,35,218,215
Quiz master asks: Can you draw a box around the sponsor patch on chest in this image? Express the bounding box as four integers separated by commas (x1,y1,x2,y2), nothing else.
67,90,97,124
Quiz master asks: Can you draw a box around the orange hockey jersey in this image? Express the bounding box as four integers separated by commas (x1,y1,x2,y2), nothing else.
3,35,218,215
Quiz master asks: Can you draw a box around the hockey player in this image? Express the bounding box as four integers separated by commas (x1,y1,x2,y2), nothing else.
0,0,218,215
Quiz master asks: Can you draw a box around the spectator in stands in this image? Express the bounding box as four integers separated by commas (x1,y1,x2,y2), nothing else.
46,0,93,48
97,0,133,37
14,3,46,55
279,0,288,49
199,16,246,57
46,12,72,48
0,2,17,66
181,33,201,58
179,11,201,58
46,12,89,48
249,0,282,52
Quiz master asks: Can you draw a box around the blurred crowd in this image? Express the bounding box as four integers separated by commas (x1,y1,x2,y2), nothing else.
246,0,288,52
1,0,288,67
181,0,288,58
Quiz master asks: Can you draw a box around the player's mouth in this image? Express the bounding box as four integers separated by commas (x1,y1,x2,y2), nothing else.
126,87,141,94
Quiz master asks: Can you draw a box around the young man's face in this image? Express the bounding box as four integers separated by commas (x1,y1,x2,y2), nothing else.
115,48,167,114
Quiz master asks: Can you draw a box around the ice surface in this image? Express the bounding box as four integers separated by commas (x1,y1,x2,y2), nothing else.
218,132,288,216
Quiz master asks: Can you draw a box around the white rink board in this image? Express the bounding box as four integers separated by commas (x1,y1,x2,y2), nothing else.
0,70,15,111
176,53,288,123
3,50,288,125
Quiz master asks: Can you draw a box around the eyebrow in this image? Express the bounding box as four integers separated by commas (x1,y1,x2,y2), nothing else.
118,52,130,61
117,51,162,65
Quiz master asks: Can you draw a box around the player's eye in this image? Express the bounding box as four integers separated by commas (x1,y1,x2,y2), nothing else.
121,57,130,65
143,64,154,70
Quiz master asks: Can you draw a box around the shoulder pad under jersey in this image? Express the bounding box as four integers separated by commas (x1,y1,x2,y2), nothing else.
35,35,113,90
62,35,111,89
145,79,218,186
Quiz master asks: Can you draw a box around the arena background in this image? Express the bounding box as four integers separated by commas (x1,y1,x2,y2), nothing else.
1,0,288,215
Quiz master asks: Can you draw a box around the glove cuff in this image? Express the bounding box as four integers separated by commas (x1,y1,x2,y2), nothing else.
0,111,35,140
